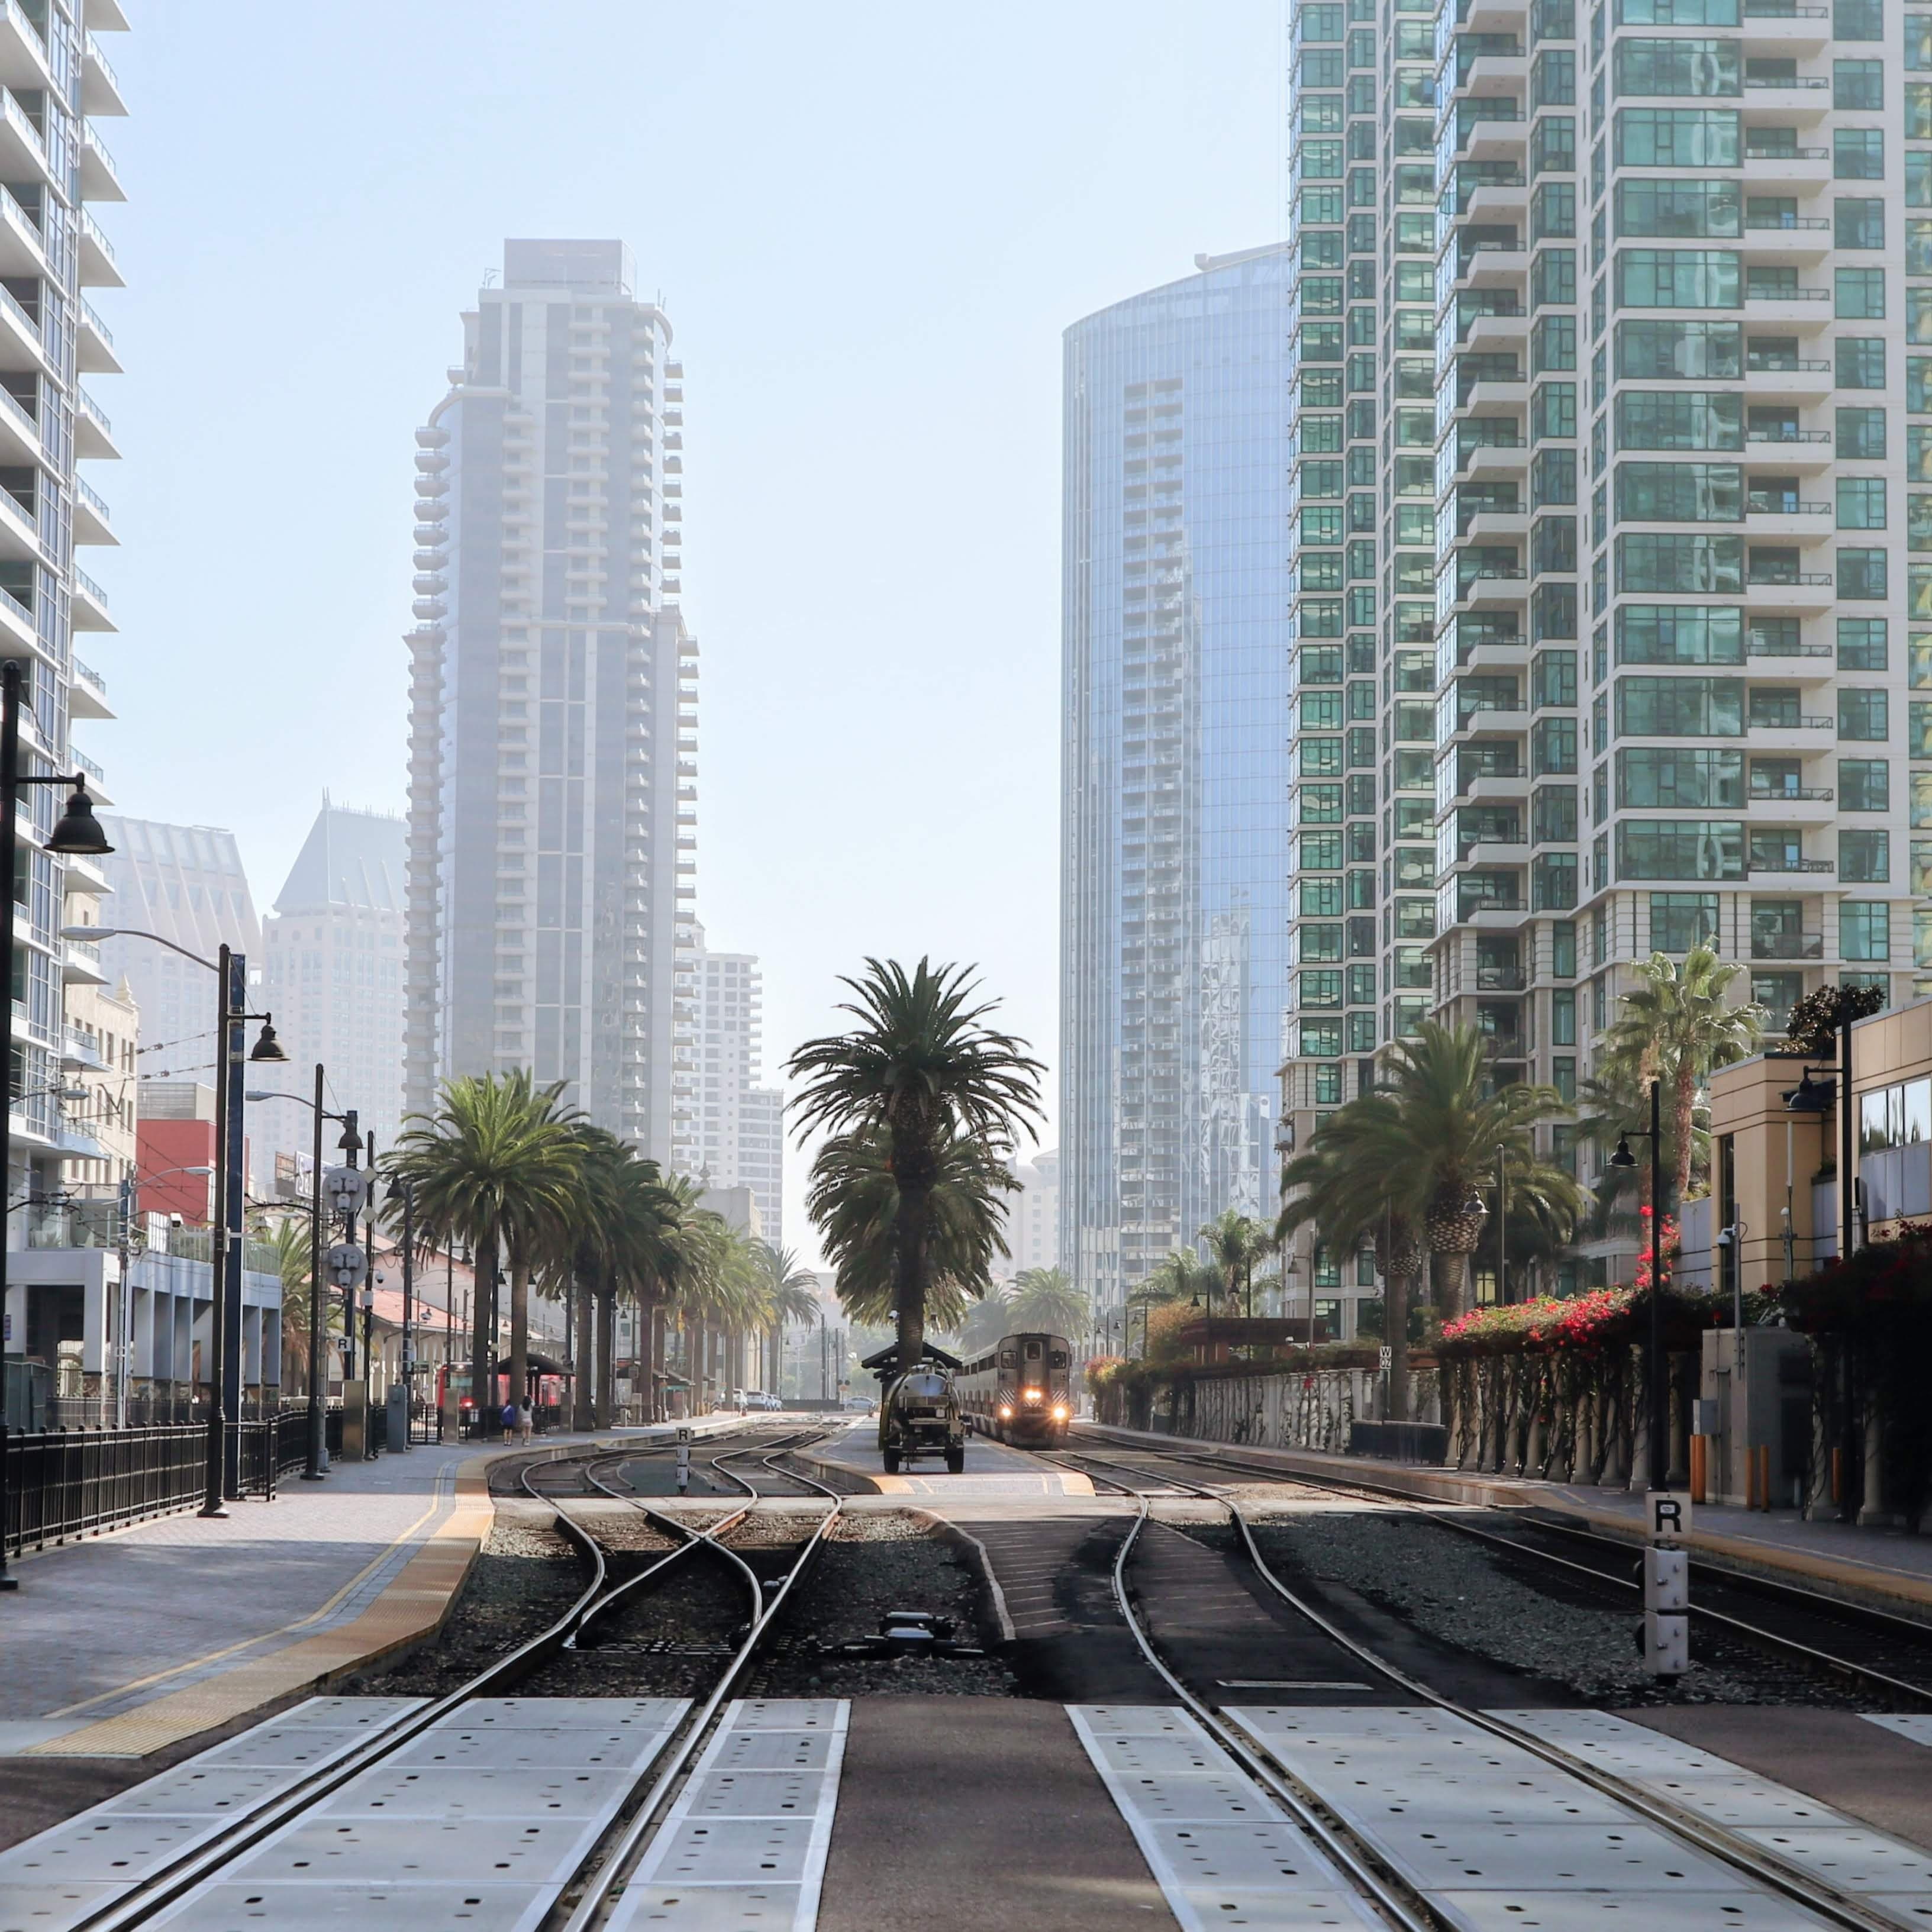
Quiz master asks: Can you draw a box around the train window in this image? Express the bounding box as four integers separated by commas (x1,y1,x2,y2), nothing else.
999,1350,1015,1367
1050,1349,1069,1368
1025,1340,1041,1358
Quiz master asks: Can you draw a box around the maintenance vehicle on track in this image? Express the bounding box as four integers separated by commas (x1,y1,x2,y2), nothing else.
863,1340,967,1474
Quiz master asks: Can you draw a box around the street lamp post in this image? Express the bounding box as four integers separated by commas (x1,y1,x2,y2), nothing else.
1610,1075,1687,1676
0,659,113,1589
67,923,288,1516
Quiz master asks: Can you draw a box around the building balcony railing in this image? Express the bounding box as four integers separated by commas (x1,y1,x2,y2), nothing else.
1750,783,1832,800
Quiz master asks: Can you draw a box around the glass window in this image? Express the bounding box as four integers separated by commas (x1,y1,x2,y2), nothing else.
1836,268,1886,320
1652,892,1720,951
1614,107,1739,167
1617,820,1745,879
1617,746,1744,805
1616,460,1741,521
1615,248,1740,308
1615,604,1743,663
1839,407,1887,457
1839,757,1889,809
1839,618,1888,669
1614,179,1739,238
1838,478,1888,530
1616,318,1740,378
1836,0,1883,33
1615,532,1743,591
1842,902,1890,963
1614,37,1739,93
1834,57,1883,107
1839,339,1886,389
1838,549,1889,599
1839,687,1889,738
1836,198,1884,249
1834,128,1885,179
1840,829,1889,880
1616,675,1744,734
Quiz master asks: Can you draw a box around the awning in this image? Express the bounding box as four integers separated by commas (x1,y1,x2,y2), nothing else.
492,1353,572,1376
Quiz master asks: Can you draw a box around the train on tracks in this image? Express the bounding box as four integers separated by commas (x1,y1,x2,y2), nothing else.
957,1330,1073,1446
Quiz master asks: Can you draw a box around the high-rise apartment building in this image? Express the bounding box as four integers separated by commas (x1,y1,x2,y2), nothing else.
676,925,781,1245
404,240,697,1162
1060,251,1293,1320
1280,0,1931,1308
255,801,407,1165
2,3,132,1396
1002,1149,1060,1279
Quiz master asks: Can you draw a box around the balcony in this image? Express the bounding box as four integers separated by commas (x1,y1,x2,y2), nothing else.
78,210,121,289
69,656,111,721
79,124,122,202
1743,496,1830,540
1748,854,1834,875
0,87,45,187
1751,930,1824,960
1740,147,1831,191
1740,0,1830,49
0,185,45,280
62,932,107,986
1475,965,1525,991
72,475,114,546
82,32,127,118
1743,570,1832,615
74,385,117,460
1742,356,1831,404
72,565,113,632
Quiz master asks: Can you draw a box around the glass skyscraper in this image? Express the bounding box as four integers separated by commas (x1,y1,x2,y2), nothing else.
1060,247,1293,1322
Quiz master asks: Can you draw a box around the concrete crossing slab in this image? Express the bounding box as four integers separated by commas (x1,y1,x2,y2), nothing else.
607,1698,847,1932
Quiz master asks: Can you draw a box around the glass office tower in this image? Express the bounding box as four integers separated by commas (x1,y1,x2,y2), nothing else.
1281,0,1931,1302
1060,249,1293,1324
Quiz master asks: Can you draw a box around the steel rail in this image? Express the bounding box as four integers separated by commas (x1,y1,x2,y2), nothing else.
70,1449,620,1932
1064,1443,1907,1932
1073,1428,1932,1708
553,1440,844,1932
1041,1449,1444,1932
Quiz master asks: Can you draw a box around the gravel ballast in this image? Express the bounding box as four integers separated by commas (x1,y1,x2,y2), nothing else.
1242,1510,1885,1708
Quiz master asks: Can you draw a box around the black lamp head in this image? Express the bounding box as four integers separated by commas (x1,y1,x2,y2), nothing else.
47,783,111,857
1610,1133,1637,1169
247,1016,288,1063
337,1119,363,1155
1782,1067,1836,1114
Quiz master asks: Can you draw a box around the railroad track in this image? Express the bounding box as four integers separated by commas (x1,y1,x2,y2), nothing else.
1068,1426,1932,1708
54,1431,843,1932
1049,1443,1917,1932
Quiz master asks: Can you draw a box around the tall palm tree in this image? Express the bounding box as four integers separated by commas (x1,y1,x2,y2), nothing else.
804,1123,1018,1339
1006,1266,1086,1337
389,1070,583,1426
955,1285,1012,1355
789,959,1044,1369
1282,1024,1583,1324
1278,1133,1425,1415
1575,1065,1707,1231
1198,1209,1275,1319
1596,944,1764,1203
749,1243,821,1398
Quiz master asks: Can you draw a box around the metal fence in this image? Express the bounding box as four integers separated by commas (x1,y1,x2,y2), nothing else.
2,1406,348,1558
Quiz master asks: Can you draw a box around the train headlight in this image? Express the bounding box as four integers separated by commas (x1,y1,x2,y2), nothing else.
998,1405,1013,1419
1052,1405,1069,1421
1023,1388,1042,1402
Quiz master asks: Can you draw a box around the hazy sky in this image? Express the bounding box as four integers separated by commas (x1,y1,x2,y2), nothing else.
98,1,1281,1258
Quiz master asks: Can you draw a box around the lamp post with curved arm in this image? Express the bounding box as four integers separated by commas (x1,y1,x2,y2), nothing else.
69,924,286,1514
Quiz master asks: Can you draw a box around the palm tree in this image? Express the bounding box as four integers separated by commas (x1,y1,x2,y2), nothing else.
748,1241,820,1398
1198,1209,1274,1319
1006,1266,1086,1337
804,1122,1018,1339
1575,1065,1707,1233
1596,943,1764,1202
254,1212,337,1389
1282,1024,1583,1325
955,1286,1012,1355
789,959,1044,1369
389,1069,583,1427
1278,1132,1425,1415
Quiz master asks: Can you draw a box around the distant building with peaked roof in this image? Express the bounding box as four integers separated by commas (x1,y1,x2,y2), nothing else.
254,799,408,1175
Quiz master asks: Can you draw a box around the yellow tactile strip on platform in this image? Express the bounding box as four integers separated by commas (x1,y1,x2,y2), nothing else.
24,1460,496,1758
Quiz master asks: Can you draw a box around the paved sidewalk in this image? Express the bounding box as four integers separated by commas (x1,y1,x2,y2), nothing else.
1084,1423,1932,1610
0,1420,737,1758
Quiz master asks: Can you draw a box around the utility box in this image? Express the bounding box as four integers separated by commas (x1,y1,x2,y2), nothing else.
1699,1327,1812,1508
386,1382,409,1453
341,1379,366,1462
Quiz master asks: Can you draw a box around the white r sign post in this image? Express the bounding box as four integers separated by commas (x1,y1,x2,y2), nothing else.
1644,1489,1691,1676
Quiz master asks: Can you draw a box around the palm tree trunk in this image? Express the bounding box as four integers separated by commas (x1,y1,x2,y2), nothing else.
1673,1061,1696,1206
573,1276,594,1429
1386,1270,1411,1422
595,1288,614,1427
892,1180,931,1370
1433,1246,1468,1324
470,1237,495,1435
508,1262,530,1429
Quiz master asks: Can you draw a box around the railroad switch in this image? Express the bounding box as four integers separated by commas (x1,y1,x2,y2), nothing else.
824,1608,985,1659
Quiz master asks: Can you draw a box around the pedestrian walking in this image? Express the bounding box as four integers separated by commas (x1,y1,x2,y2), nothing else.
518,1400,533,1444
500,1398,519,1444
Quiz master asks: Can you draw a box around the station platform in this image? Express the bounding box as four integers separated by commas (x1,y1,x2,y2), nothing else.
0,1418,740,1763
1082,1422,1932,1611
803,1420,1096,1498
